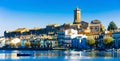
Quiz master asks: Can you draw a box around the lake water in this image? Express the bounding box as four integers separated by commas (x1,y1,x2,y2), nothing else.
0,50,120,61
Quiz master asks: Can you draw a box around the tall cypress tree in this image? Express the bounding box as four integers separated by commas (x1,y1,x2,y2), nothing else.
107,21,118,31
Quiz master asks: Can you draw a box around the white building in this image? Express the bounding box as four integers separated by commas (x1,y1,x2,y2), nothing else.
112,32,120,39
58,29,87,48
0,38,5,47
112,32,120,48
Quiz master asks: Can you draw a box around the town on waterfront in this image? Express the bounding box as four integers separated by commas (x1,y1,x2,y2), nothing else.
0,7,120,52
1,0,120,61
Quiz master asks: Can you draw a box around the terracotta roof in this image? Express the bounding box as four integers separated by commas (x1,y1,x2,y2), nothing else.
13,28,29,33
47,24,60,27
91,20,101,24
31,27,40,30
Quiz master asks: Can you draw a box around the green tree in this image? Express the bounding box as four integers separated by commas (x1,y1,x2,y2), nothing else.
24,41,30,48
10,43,15,48
103,36,113,48
16,42,21,47
87,37,96,46
101,25,105,32
107,21,118,31
36,41,40,48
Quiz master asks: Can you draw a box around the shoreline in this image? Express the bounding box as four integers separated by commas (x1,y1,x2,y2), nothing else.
0,48,119,52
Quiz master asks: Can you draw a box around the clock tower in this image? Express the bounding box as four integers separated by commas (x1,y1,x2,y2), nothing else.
73,7,81,24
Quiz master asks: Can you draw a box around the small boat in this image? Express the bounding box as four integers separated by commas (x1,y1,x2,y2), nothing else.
105,48,116,52
70,51,82,55
17,53,32,56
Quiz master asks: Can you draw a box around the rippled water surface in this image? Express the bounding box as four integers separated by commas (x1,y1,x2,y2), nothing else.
0,50,120,61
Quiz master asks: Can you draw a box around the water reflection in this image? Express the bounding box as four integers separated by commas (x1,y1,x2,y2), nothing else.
0,50,120,60
0,54,5,59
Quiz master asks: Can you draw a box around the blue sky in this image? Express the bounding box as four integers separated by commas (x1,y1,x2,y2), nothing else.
0,0,120,36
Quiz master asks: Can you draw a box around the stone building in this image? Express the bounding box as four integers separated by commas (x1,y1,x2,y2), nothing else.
89,20,104,33
4,28,30,38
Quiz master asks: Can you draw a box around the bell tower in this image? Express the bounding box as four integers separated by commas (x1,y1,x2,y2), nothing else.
73,7,81,24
